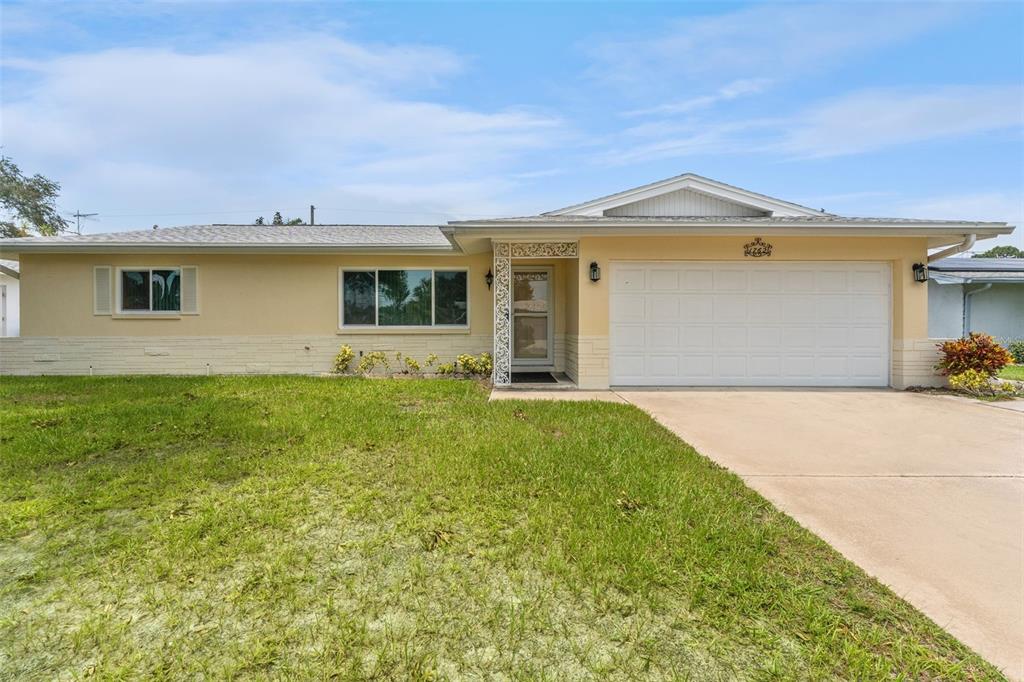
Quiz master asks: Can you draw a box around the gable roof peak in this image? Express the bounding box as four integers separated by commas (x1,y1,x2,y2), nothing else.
543,172,831,218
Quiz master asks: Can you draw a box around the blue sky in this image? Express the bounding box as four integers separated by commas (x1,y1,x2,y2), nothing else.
2,1,1022,248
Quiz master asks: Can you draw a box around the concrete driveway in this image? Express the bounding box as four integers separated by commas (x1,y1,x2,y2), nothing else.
616,388,1024,680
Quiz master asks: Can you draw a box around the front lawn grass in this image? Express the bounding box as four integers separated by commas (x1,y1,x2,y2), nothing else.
0,376,1002,679
998,364,1024,381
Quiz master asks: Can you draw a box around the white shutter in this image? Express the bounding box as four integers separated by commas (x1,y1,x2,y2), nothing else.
180,266,199,314
93,266,112,315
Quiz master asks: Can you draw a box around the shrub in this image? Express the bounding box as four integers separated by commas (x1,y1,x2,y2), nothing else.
425,353,438,368
948,370,993,395
332,344,355,374
403,356,421,373
935,333,1013,377
435,362,455,375
357,351,391,375
456,352,493,377
1008,340,1024,365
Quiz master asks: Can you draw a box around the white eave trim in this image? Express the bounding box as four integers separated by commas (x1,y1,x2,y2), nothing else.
445,221,1012,235
543,174,827,218
0,243,462,256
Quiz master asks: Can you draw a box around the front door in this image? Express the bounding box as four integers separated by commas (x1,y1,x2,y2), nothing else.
512,267,553,366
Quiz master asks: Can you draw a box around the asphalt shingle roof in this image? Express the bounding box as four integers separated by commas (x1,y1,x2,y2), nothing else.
449,215,1008,226
0,224,452,249
929,257,1024,272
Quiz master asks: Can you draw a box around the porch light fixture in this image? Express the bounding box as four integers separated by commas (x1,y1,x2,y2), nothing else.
912,262,928,283
485,268,494,290
589,261,601,283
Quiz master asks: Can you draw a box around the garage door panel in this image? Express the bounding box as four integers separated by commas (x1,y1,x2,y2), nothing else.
648,355,679,377
782,356,816,377
614,354,644,379
715,326,747,350
714,295,748,321
717,355,749,377
648,269,680,291
614,268,646,292
782,326,816,349
648,295,681,321
749,270,782,291
850,326,886,348
614,325,645,349
680,295,713,320
748,296,782,322
784,271,815,291
611,294,646,322
816,270,848,292
749,326,782,349
681,355,714,376
715,270,749,291
852,269,885,292
816,327,849,349
610,261,890,387
851,355,885,377
817,356,849,377
683,269,714,291
815,295,849,322
749,355,781,377
782,296,818,323
649,326,679,349
681,326,714,350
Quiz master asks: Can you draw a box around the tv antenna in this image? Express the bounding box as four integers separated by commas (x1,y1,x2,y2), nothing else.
70,210,98,235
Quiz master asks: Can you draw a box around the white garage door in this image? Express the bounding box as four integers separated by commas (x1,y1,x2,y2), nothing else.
610,262,890,387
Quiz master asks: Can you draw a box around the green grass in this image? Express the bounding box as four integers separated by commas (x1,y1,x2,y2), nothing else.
998,364,1024,381
0,376,1003,680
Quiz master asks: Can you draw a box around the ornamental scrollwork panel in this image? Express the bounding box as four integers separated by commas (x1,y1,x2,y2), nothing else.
492,254,512,386
507,242,578,258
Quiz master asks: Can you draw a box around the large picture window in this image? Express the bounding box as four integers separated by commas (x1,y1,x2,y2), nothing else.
119,268,180,313
341,269,468,327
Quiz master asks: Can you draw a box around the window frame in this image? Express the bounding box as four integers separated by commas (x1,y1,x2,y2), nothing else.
339,267,470,330
115,266,183,315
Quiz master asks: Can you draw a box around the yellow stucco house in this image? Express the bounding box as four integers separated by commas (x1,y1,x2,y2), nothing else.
0,173,1014,388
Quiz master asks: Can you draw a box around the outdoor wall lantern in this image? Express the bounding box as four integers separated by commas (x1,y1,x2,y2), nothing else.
589,261,601,283
912,263,928,283
485,268,494,290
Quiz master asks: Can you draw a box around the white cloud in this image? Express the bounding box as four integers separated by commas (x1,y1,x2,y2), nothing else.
1,34,563,229
600,86,1023,164
778,86,1024,158
587,2,962,94
621,78,772,118
885,192,1024,250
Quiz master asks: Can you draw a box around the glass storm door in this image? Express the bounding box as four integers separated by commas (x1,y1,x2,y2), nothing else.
512,267,553,366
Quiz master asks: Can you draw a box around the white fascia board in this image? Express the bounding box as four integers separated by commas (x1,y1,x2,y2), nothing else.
0,244,462,256
544,174,825,218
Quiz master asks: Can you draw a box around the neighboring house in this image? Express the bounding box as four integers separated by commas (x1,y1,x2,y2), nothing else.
0,173,1015,388
0,260,19,337
928,257,1024,342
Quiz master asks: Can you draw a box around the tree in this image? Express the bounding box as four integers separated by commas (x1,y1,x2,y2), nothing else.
0,156,70,238
976,245,1023,258
259,211,303,226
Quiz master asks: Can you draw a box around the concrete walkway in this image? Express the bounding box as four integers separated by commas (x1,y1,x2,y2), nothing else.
615,388,1024,680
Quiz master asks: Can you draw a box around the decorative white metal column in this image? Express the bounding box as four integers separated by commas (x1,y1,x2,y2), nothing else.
492,242,512,385
492,241,579,386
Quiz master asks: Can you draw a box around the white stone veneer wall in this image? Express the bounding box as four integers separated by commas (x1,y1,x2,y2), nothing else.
575,335,610,389
892,338,947,389
564,334,578,383
0,335,492,376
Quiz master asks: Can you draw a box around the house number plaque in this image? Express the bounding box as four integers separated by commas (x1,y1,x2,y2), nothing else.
744,237,773,257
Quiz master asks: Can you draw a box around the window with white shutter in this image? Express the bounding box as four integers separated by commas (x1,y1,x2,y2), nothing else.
180,266,199,314
93,266,112,315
